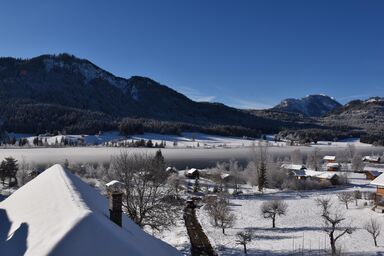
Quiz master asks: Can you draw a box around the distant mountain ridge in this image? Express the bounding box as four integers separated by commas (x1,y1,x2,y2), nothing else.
272,94,342,117
0,53,382,142
0,54,301,134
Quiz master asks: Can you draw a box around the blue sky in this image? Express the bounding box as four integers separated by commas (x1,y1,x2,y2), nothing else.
0,0,383,109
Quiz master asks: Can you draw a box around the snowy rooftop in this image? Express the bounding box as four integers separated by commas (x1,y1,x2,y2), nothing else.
305,170,339,180
363,156,381,162
220,173,231,179
363,166,384,173
0,164,181,256
187,168,199,174
323,155,336,161
326,162,340,168
371,173,384,187
281,164,306,171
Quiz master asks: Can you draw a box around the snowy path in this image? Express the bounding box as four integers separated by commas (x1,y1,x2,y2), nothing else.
184,203,217,256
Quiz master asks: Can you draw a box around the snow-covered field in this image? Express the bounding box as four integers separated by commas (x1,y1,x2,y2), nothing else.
190,174,384,255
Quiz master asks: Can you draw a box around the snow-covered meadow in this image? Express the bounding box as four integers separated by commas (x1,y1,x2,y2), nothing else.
191,174,384,255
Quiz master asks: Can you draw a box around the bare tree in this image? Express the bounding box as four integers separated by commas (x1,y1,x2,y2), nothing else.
364,218,381,247
17,157,30,187
260,199,288,228
236,230,254,254
353,189,361,206
316,197,355,255
108,151,180,231
167,173,184,198
229,160,243,194
307,148,321,171
346,144,356,163
337,192,354,209
351,154,363,172
207,198,235,234
290,149,302,165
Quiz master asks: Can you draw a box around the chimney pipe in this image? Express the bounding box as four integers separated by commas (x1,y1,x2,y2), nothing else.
109,191,123,227
106,180,123,227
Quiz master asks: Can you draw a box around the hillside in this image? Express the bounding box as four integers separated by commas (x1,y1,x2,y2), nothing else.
273,94,341,117
0,54,300,135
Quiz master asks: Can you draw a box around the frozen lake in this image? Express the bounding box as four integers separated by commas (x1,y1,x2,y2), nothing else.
0,145,383,169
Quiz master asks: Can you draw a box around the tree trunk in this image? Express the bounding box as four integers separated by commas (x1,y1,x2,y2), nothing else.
222,227,225,235
374,236,378,247
243,244,247,254
272,217,276,228
330,233,336,256
345,202,348,209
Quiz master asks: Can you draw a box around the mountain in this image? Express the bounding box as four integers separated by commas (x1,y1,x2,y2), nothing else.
324,97,384,133
0,164,181,256
272,94,342,117
0,54,305,135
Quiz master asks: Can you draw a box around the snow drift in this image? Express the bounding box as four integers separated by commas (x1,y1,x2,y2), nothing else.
0,164,181,256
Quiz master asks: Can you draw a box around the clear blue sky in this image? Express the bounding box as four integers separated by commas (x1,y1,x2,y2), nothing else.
0,0,383,109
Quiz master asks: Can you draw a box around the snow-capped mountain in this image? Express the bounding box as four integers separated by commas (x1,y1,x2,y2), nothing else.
272,94,342,117
0,54,302,134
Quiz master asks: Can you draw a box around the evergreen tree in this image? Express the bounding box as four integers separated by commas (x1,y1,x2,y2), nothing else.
193,177,200,193
4,157,18,187
0,160,6,186
258,161,267,192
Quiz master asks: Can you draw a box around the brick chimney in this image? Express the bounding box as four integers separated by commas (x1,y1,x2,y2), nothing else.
106,180,123,227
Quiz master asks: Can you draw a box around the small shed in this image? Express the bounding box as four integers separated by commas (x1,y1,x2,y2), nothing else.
323,155,336,163
185,168,200,179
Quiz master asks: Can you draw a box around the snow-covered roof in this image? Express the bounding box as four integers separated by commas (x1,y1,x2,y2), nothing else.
326,162,340,168
0,164,180,256
220,173,231,179
281,164,306,171
305,170,339,180
290,169,307,177
187,168,199,174
363,166,384,173
323,156,336,161
363,156,381,162
371,173,384,187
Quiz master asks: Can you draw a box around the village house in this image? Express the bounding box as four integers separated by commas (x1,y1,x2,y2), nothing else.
326,162,341,172
370,173,384,213
363,156,381,164
281,164,307,180
364,166,384,180
305,170,341,185
323,155,336,163
185,168,200,179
